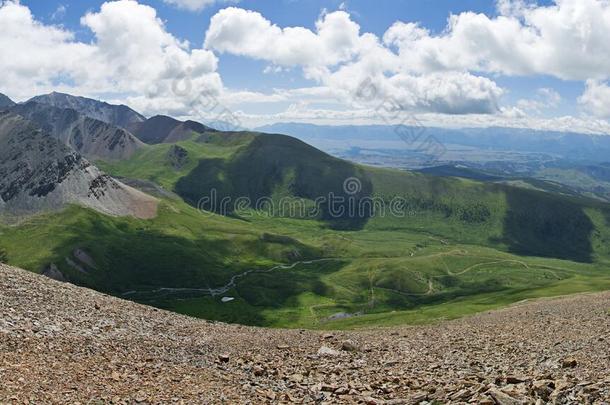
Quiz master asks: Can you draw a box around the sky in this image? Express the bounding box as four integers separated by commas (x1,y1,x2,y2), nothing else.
3,0,610,133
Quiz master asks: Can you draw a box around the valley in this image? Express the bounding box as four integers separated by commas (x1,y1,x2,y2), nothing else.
2,97,610,330
5,1,610,402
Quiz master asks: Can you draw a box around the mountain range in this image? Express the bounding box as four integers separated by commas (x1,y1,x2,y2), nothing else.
0,111,156,220
126,114,215,144
11,101,145,160
258,122,610,163
1,91,610,331
29,92,146,129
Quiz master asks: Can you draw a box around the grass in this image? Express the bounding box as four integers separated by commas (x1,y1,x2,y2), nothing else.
3,131,610,329
2,194,609,329
157,238,610,328
97,134,250,190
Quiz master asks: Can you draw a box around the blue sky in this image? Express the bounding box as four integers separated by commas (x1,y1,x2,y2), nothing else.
24,0,503,90
3,0,610,133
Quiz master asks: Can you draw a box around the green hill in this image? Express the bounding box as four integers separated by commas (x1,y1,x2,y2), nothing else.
3,129,610,329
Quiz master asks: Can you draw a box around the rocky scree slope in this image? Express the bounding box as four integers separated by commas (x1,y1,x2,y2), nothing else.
1,263,609,404
28,92,146,129
0,112,156,219
11,101,145,160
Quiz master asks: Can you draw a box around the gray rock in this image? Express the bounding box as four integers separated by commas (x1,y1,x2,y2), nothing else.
11,101,144,161
41,264,66,282
0,112,157,220
317,346,341,356
28,92,145,129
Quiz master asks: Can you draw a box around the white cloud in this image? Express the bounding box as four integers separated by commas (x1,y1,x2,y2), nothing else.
537,88,562,107
0,0,221,117
205,7,504,115
51,4,67,20
0,0,92,99
517,87,562,114
235,104,610,135
81,1,220,98
207,1,610,83
383,0,610,81
3,0,610,133
163,0,230,12
578,80,610,118
205,8,361,67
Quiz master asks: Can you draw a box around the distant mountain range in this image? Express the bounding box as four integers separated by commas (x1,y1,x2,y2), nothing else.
257,122,610,163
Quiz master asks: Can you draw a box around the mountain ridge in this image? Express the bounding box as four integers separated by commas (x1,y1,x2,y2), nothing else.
29,92,146,129
0,92,14,109
127,114,216,144
0,111,156,220
2,91,610,333
11,101,145,161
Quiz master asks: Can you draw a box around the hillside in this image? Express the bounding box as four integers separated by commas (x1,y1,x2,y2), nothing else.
103,130,610,261
0,93,14,109
11,101,145,160
1,263,608,403
29,92,146,129
127,115,215,144
0,112,156,219
0,123,599,328
1,94,610,331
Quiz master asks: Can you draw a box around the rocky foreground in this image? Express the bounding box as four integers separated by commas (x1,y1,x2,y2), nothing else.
1,264,609,404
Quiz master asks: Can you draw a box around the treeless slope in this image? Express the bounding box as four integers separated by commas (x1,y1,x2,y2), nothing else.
0,263,609,404
11,101,145,161
127,115,214,145
29,92,146,129
0,112,156,220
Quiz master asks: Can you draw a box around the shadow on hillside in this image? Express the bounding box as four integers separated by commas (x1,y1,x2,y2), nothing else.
48,214,320,295
175,133,375,230
501,188,594,263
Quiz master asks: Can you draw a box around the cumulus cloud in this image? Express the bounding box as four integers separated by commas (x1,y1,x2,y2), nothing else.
578,80,610,118
383,0,610,81
205,8,361,67
4,0,610,131
205,7,504,115
81,1,221,103
0,0,92,99
517,87,562,114
0,0,221,116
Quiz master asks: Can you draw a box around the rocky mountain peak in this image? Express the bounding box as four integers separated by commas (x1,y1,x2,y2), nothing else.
11,101,145,161
0,112,156,220
28,92,146,129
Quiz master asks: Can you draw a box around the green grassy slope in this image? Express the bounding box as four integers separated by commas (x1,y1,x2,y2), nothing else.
3,130,610,329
